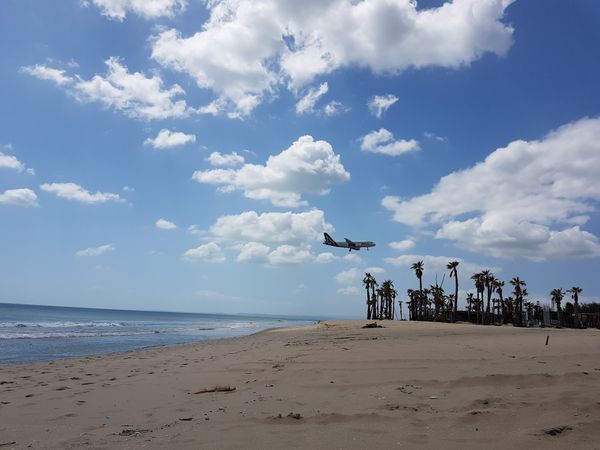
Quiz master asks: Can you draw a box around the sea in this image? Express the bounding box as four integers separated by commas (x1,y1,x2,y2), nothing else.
0,303,315,364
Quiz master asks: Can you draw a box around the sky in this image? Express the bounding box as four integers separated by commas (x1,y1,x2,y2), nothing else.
1,0,600,318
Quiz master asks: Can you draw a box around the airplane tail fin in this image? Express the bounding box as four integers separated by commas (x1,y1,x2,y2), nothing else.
323,233,337,246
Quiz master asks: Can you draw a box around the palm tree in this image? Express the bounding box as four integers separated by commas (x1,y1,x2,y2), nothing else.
493,280,505,324
568,287,583,328
510,277,526,326
481,270,495,325
447,261,459,323
362,273,374,319
411,261,424,319
471,272,484,324
466,292,474,322
550,288,565,327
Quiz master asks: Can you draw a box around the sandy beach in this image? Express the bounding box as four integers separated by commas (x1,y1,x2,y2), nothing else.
1,321,599,449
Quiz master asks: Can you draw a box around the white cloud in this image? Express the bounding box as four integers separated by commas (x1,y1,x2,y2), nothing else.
156,218,176,230
0,188,38,207
315,252,337,263
207,209,336,266
424,132,447,142
235,242,316,265
323,101,347,116
210,210,333,245
24,58,196,120
361,128,420,156
40,182,122,204
389,239,416,251
335,267,360,285
369,94,398,118
337,286,361,296
145,129,196,149
122,185,135,192
20,65,72,85
384,254,499,277
207,151,245,167
382,117,600,260
76,244,115,257
295,82,328,115
343,253,363,264
150,0,514,116
193,135,350,207
365,266,385,275
84,0,187,21
183,242,225,263
0,152,28,173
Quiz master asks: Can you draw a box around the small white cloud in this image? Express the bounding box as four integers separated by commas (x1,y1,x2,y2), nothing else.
183,242,225,263
424,132,447,142
236,242,317,265
122,185,135,192
40,182,122,204
76,243,115,257
361,128,419,156
20,65,72,85
145,129,196,149
368,94,398,118
365,266,385,275
156,218,176,230
84,0,187,21
0,188,38,207
337,286,361,296
323,101,348,116
0,152,34,174
207,151,245,167
389,239,416,251
384,254,499,277
295,82,328,115
335,267,359,285
315,252,337,263
343,253,363,264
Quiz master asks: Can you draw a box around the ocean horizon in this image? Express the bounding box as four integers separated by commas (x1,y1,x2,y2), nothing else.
0,302,317,364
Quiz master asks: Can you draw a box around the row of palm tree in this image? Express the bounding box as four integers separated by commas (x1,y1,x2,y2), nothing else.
360,261,597,328
362,273,397,320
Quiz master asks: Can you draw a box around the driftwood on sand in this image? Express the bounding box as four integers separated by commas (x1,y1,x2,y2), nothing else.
193,385,236,394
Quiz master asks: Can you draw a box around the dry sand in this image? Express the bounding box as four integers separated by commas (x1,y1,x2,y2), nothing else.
1,321,599,449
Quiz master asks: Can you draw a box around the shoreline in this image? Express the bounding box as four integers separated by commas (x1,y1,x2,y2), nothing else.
1,320,599,449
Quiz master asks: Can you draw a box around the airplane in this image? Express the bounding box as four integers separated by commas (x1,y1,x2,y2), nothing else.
323,233,375,252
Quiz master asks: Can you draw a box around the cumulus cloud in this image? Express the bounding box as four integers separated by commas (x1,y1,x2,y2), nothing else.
389,239,416,251
23,58,197,120
145,129,196,149
384,254,498,276
369,94,398,118
76,243,115,257
0,188,38,207
83,0,186,20
323,101,348,116
207,151,245,167
382,117,600,260
156,218,176,230
150,0,514,116
183,242,225,263
295,82,328,115
361,128,420,156
40,182,122,204
207,209,336,266
193,135,350,207
210,210,333,244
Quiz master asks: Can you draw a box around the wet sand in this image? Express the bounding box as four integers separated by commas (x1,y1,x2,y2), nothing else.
1,321,599,449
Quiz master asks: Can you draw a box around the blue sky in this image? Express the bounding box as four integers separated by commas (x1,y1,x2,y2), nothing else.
1,0,600,317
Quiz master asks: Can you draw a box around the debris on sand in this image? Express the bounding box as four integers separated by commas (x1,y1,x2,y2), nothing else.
544,425,572,436
193,385,236,394
361,322,383,329
119,429,150,436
